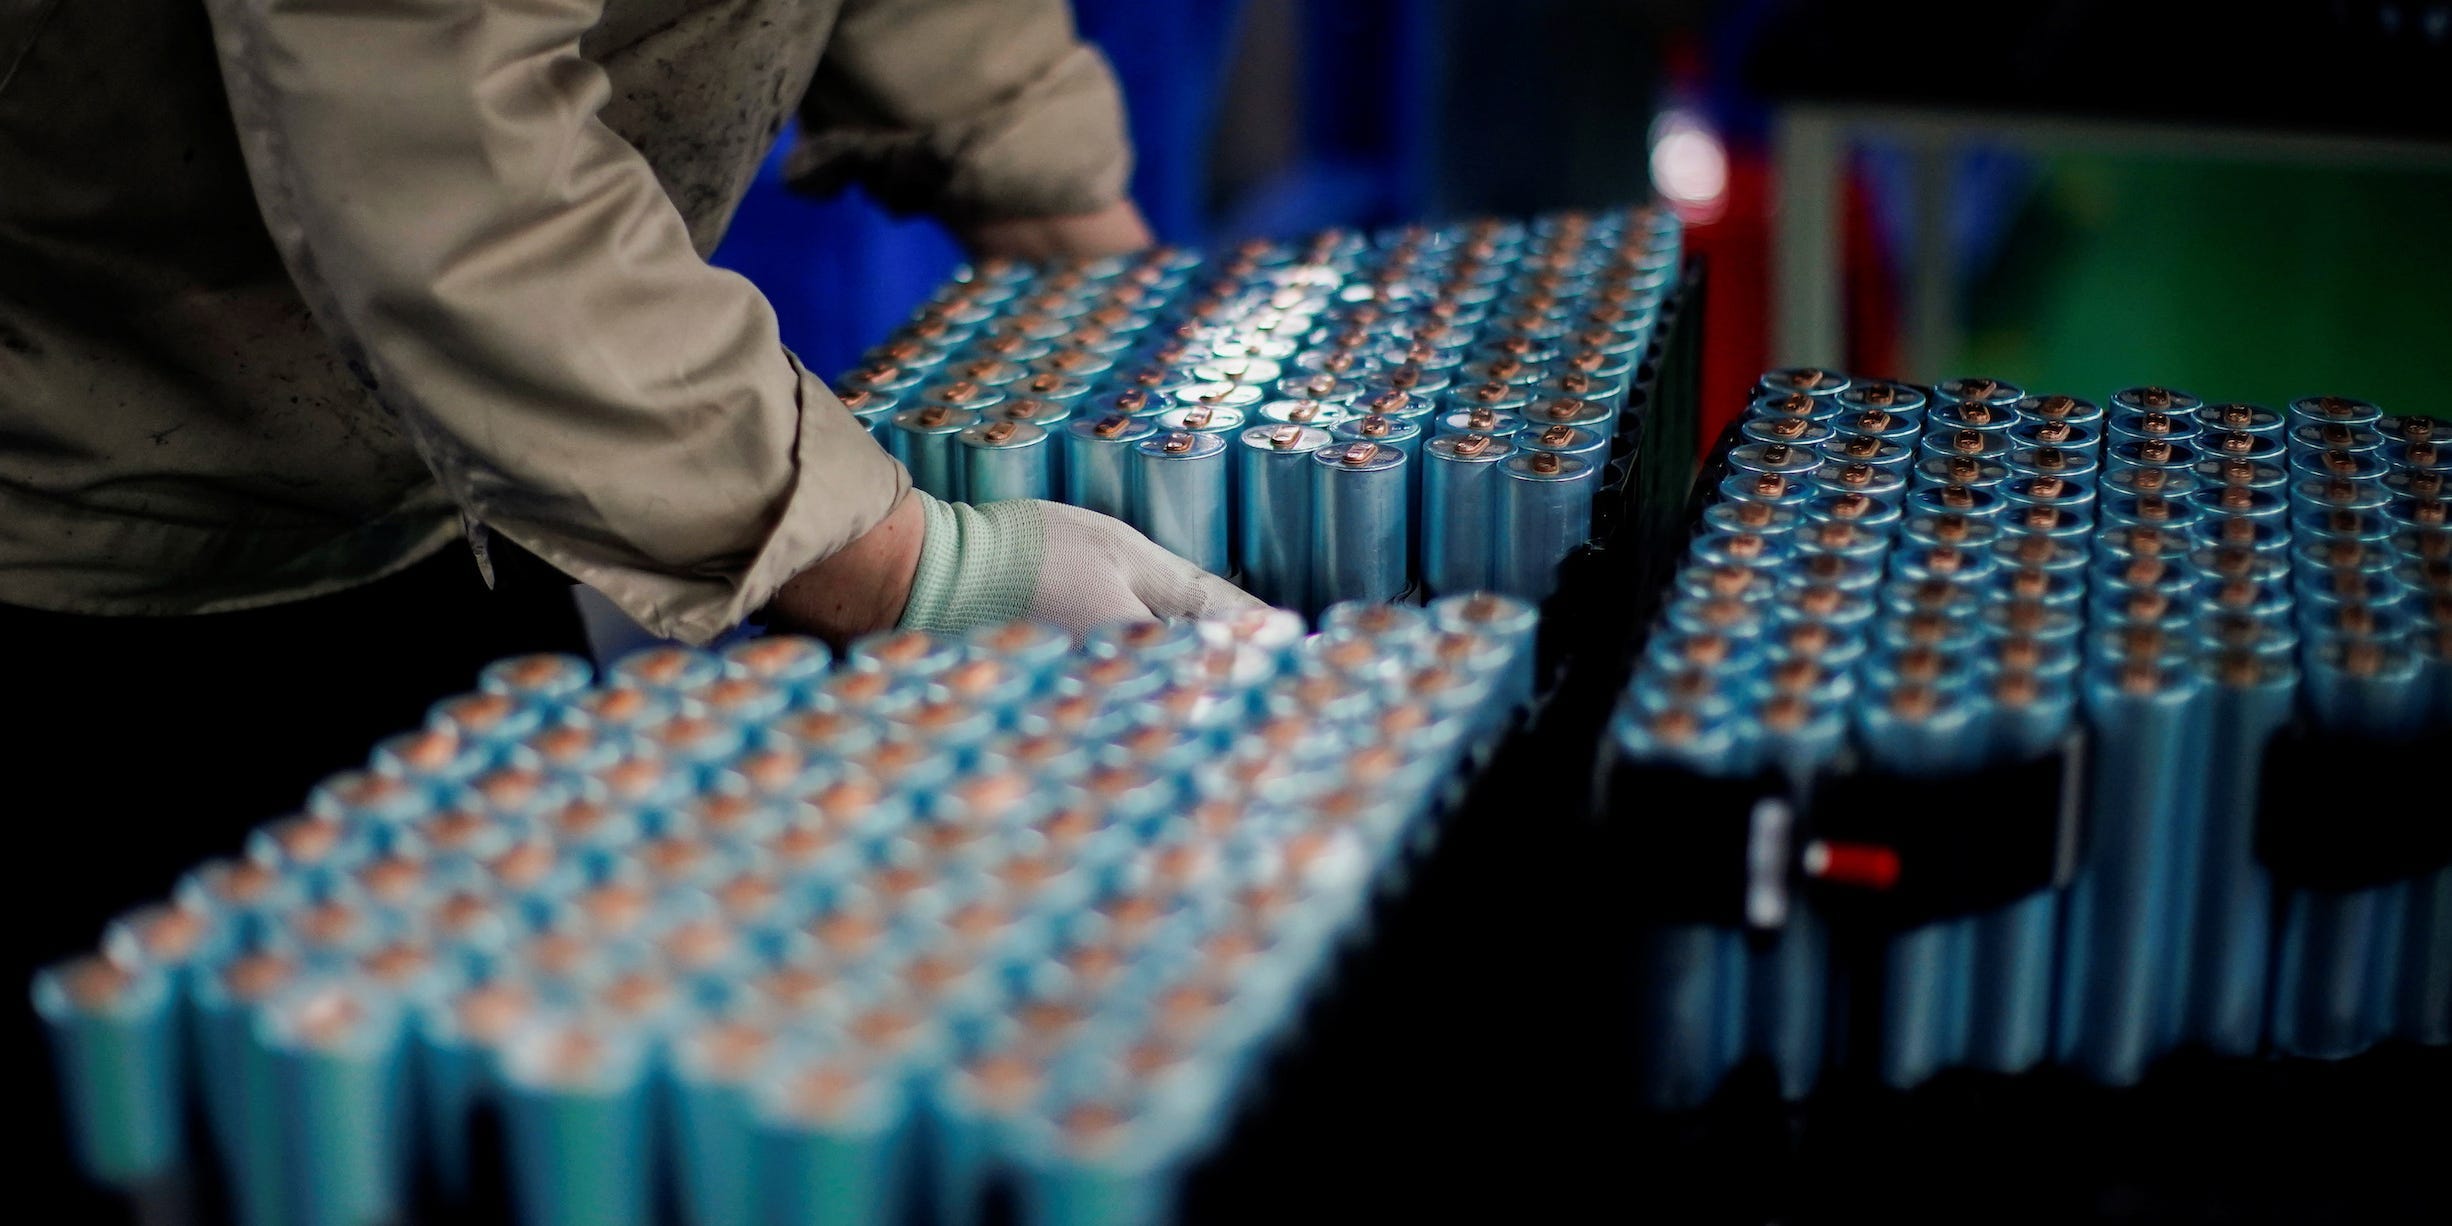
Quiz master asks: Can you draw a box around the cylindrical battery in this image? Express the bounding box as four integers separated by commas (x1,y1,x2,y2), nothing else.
2057,660,2208,1085
1063,414,1158,521
1935,375,2024,406
914,376,1007,419
1422,432,1516,597
1758,367,1850,398
2166,651,2295,1057
1525,395,1616,437
1154,403,1249,440
1351,388,1435,425
1518,422,1610,468
987,396,1077,495
1855,684,1987,1089
836,360,925,402
497,1019,657,1226
1838,379,1930,419
1310,442,1411,607
32,958,186,1188
837,388,899,442
1130,431,1232,574
1930,398,2025,434
1256,397,1352,431
2197,400,2285,439
1435,407,1526,441
259,981,412,1226
887,405,978,501
1236,424,1333,610
1332,414,1428,567
1494,450,1599,603
958,420,1053,503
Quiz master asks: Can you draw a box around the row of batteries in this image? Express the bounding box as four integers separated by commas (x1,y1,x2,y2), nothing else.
827,206,1682,611
1606,371,2452,1109
33,596,1541,1226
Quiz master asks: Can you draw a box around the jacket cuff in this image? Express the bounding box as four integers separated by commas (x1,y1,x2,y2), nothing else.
787,43,1132,225
572,352,911,645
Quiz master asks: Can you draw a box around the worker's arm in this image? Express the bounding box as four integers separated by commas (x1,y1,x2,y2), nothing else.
788,0,1150,257
201,0,906,645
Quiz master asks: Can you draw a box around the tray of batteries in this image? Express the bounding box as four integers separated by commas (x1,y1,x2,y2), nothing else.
1598,372,2451,1111
35,594,1539,1226
832,208,1681,617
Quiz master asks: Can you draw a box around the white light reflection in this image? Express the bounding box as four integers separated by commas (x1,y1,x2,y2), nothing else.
1649,108,1728,225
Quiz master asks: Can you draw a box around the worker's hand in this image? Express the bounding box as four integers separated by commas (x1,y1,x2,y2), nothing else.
955,199,1154,263
895,493,1262,641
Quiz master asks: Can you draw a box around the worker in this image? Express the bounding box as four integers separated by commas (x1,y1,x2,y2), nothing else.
0,0,1255,1179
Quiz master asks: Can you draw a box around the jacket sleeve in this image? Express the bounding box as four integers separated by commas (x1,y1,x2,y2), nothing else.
787,0,1133,223
200,0,908,645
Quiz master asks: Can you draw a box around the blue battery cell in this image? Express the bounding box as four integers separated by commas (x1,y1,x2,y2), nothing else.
1825,444,1902,490
1934,376,2024,407
1233,424,1331,611
1494,451,1599,604
2166,651,2295,1057
1803,492,1906,537
1745,392,1836,432
1434,406,1527,442
2384,438,2452,473
1917,428,2013,465
2057,661,2207,1085
1929,399,2025,434
2287,446,2392,486
1836,379,1929,418
1726,465,1824,510
2012,393,2104,429
2107,408,2206,450
497,1018,657,1226
1726,442,1827,481
749,1049,918,1226
888,405,981,502
190,946,304,1226
836,361,926,401
837,389,901,441
1127,431,1231,575
1741,416,1840,454
1308,441,1410,608
257,981,411,1226
1699,501,1802,544
960,421,1056,504
1254,397,1353,431
2011,416,2103,453
2199,401,2285,438
1958,670,2073,1075
1517,423,1611,469
1421,432,1517,598
2399,853,2452,1046
1758,368,1851,398
2005,446,2102,486
1063,415,1158,523
1829,406,1923,445
1609,702,1758,1110
33,958,188,1189
1913,454,2009,493
1329,414,1428,547
2289,422,2387,459
1853,684,1989,1087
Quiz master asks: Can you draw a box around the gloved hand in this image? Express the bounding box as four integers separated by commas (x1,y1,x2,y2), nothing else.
897,492,1263,639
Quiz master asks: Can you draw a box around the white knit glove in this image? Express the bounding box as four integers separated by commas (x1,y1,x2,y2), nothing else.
897,493,1264,639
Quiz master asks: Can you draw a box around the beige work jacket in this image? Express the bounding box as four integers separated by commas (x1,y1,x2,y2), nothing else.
0,0,1130,642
